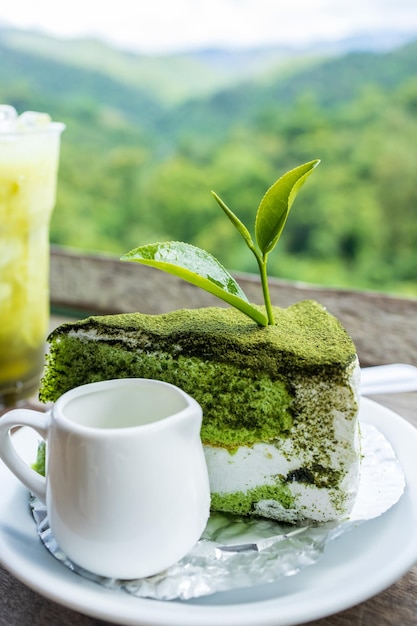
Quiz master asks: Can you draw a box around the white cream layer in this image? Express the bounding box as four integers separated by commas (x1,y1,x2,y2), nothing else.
204,430,360,523
204,361,361,523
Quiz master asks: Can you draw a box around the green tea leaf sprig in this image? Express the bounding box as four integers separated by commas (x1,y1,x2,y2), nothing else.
121,241,268,325
122,159,320,326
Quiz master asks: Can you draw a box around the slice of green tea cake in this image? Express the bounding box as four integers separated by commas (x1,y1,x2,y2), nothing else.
39,300,361,523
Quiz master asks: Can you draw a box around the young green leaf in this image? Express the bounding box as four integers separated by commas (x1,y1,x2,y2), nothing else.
211,191,255,250
121,242,268,326
255,159,320,256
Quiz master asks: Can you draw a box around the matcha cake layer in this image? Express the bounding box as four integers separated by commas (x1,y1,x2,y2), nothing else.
40,300,361,523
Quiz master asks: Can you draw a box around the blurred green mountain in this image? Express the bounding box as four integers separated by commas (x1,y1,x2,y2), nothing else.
0,26,323,104
0,27,416,296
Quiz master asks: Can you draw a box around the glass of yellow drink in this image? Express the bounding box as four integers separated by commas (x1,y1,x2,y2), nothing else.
0,106,65,408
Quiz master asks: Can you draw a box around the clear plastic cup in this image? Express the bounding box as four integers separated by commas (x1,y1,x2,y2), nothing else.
0,106,65,408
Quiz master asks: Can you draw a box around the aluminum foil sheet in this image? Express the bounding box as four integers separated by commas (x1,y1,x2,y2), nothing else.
30,423,405,600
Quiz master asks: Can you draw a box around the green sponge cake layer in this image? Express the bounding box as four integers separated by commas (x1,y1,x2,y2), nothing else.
40,300,361,522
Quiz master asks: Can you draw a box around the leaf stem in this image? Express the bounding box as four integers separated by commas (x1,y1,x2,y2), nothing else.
253,249,275,325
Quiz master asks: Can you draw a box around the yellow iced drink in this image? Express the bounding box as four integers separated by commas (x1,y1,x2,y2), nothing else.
0,106,64,407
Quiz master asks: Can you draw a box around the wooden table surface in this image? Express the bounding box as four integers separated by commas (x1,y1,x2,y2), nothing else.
1,266,417,626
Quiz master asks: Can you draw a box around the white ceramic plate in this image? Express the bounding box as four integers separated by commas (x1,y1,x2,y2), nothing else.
1,397,417,626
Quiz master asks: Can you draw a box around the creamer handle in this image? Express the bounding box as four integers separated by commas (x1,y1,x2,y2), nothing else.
0,409,50,502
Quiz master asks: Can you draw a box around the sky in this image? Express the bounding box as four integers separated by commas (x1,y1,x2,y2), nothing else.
1,0,417,54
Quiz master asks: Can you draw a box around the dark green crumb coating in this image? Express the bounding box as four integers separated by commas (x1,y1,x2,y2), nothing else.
39,301,357,450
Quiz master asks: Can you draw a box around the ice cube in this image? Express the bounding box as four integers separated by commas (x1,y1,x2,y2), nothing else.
0,105,17,132
16,111,52,130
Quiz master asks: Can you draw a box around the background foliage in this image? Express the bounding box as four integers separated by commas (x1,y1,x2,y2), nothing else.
1,28,416,295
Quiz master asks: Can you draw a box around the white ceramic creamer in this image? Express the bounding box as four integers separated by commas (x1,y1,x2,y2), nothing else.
0,378,211,579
